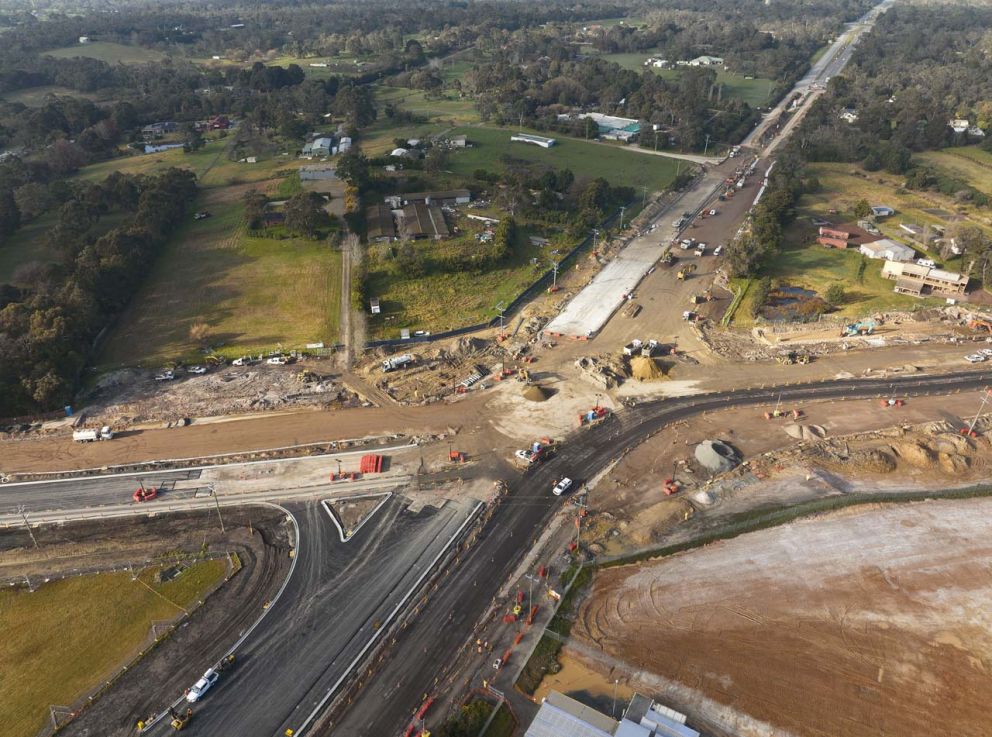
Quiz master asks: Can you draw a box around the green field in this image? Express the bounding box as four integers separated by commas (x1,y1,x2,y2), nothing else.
367,226,550,338
0,85,107,107
594,50,775,107
98,196,342,366
44,41,166,64
1,560,228,737
375,85,479,122
918,146,992,198
447,125,680,193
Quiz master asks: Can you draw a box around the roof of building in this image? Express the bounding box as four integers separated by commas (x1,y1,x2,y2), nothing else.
860,238,915,260
402,202,449,238
402,189,471,202
883,260,967,285
511,133,556,145
525,691,618,737
366,204,396,240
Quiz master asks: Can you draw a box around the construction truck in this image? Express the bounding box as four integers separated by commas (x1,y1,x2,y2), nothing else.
381,353,415,373
578,406,610,426
73,426,114,442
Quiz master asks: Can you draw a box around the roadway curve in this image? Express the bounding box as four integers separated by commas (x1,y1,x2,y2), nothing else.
324,369,991,736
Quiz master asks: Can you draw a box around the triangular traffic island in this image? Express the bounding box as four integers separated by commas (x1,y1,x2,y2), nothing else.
321,492,391,542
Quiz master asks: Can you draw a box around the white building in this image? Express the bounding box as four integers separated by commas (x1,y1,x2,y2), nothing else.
525,691,699,737
860,238,915,262
949,119,970,134
688,55,724,67
511,133,556,148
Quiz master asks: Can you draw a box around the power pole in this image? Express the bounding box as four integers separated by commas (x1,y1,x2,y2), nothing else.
208,486,225,534
703,133,712,157
619,206,626,230
17,505,38,548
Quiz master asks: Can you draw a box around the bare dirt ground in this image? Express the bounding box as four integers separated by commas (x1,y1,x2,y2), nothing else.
573,498,992,737
1,509,291,737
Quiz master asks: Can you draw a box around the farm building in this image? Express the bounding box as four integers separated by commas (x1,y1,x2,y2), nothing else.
401,203,450,240
859,238,916,262
511,133,556,148
816,224,878,249
302,137,333,158
401,189,471,206
871,205,895,217
881,261,968,298
366,204,397,242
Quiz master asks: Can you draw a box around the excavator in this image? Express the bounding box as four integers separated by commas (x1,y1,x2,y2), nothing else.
969,318,992,334
170,707,193,731
677,263,697,281
841,319,875,337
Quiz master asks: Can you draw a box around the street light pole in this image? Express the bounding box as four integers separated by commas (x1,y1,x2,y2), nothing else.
16,505,38,548
208,485,225,534
619,206,626,230
612,678,619,717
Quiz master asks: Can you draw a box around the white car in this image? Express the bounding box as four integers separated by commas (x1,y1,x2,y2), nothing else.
232,357,248,366
980,348,992,357
552,477,573,496
266,356,288,365
708,209,717,216
186,669,220,703
713,245,723,256
187,365,207,375
154,370,175,381
515,449,535,464
965,354,986,363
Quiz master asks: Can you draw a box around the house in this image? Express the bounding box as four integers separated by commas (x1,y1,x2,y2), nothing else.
816,224,879,249
688,55,724,67
644,57,669,68
390,147,413,158
141,121,178,140
208,115,230,130
302,137,333,158
401,189,471,206
860,238,916,262
949,119,970,134
366,204,396,242
448,135,468,147
401,202,449,239
881,260,968,297
511,133,556,148
299,164,336,181
839,107,859,124
871,205,895,217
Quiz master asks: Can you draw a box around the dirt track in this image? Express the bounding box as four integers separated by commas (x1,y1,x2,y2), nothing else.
573,499,992,737
1,509,293,737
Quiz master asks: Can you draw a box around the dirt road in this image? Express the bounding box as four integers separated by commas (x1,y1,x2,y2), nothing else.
573,498,992,737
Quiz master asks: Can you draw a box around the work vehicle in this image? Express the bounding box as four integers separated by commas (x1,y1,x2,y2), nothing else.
672,216,686,228
713,245,723,257
187,365,207,374
382,353,415,373
680,238,694,249
170,708,193,731
133,482,158,502
73,426,114,442
154,369,175,381
552,477,573,496
694,244,706,257
186,669,220,702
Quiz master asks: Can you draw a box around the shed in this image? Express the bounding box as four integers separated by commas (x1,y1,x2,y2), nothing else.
859,238,915,262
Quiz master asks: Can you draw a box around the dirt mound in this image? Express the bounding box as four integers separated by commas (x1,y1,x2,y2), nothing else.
939,452,971,475
522,384,551,402
784,423,826,441
694,440,741,474
850,447,897,473
629,356,664,381
451,336,488,356
932,433,974,454
893,440,937,468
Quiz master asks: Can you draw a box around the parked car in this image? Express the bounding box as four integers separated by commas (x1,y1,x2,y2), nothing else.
979,348,992,358
154,369,175,381
186,669,220,703
266,356,288,365
187,365,208,375
708,209,717,216
965,354,986,363
552,477,573,496
713,245,723,257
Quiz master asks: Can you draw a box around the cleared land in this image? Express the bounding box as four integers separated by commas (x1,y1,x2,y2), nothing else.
448,125,679,192
2,559,228,736
98,194,342,366
0,85,106,106
44,41,166,64
574,498,992,737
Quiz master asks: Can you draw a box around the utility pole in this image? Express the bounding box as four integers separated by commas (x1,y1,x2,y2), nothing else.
619,206,626,231
965,388,992,436
551,261,559,291
494,300,506,340
16,505,38,548
703,133,712,157
208,485,225,534
612,678,620,717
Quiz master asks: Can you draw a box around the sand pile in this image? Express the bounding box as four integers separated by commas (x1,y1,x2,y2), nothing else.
784,423,826,441
522,384,551,402
629,356,664,381
695,440,741,474
850,448,897,473
893,440,937,468
939,452,971,475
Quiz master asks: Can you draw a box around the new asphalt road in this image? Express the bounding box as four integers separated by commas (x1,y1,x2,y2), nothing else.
325,370,992,736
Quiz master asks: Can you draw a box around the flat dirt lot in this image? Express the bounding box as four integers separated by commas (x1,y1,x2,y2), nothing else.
573,498,992,737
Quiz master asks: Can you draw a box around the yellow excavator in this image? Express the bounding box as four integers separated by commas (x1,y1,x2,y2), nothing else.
170,707,193,731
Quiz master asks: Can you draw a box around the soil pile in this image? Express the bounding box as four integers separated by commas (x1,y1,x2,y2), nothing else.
629,356,664,381
784,423,826,441
893,440,937,468
694,440,741,474
522,384,551,402
850,447,897,473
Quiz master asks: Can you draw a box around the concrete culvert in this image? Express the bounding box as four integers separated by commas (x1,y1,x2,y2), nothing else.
629,356,664,381
522,384,551,402
694,440,741,474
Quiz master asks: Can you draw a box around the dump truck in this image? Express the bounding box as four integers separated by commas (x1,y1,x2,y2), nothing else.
73,426,114,442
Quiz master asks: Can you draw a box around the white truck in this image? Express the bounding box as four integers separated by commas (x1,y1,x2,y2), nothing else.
73,426,114,442
382,353,415,373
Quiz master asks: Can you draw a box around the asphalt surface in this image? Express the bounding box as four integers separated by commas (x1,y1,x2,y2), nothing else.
326,369,992,736
144,495,476,737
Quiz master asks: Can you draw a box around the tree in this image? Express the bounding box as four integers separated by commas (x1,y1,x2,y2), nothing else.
825,283,845,305
424,146,448,176
335,149,370,189
284,191,327,238
853,199,872,218
0,187,22,238
243,189,268,230
182,125,205,153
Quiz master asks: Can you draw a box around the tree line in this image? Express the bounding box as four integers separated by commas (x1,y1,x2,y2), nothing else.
0,168,198,415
